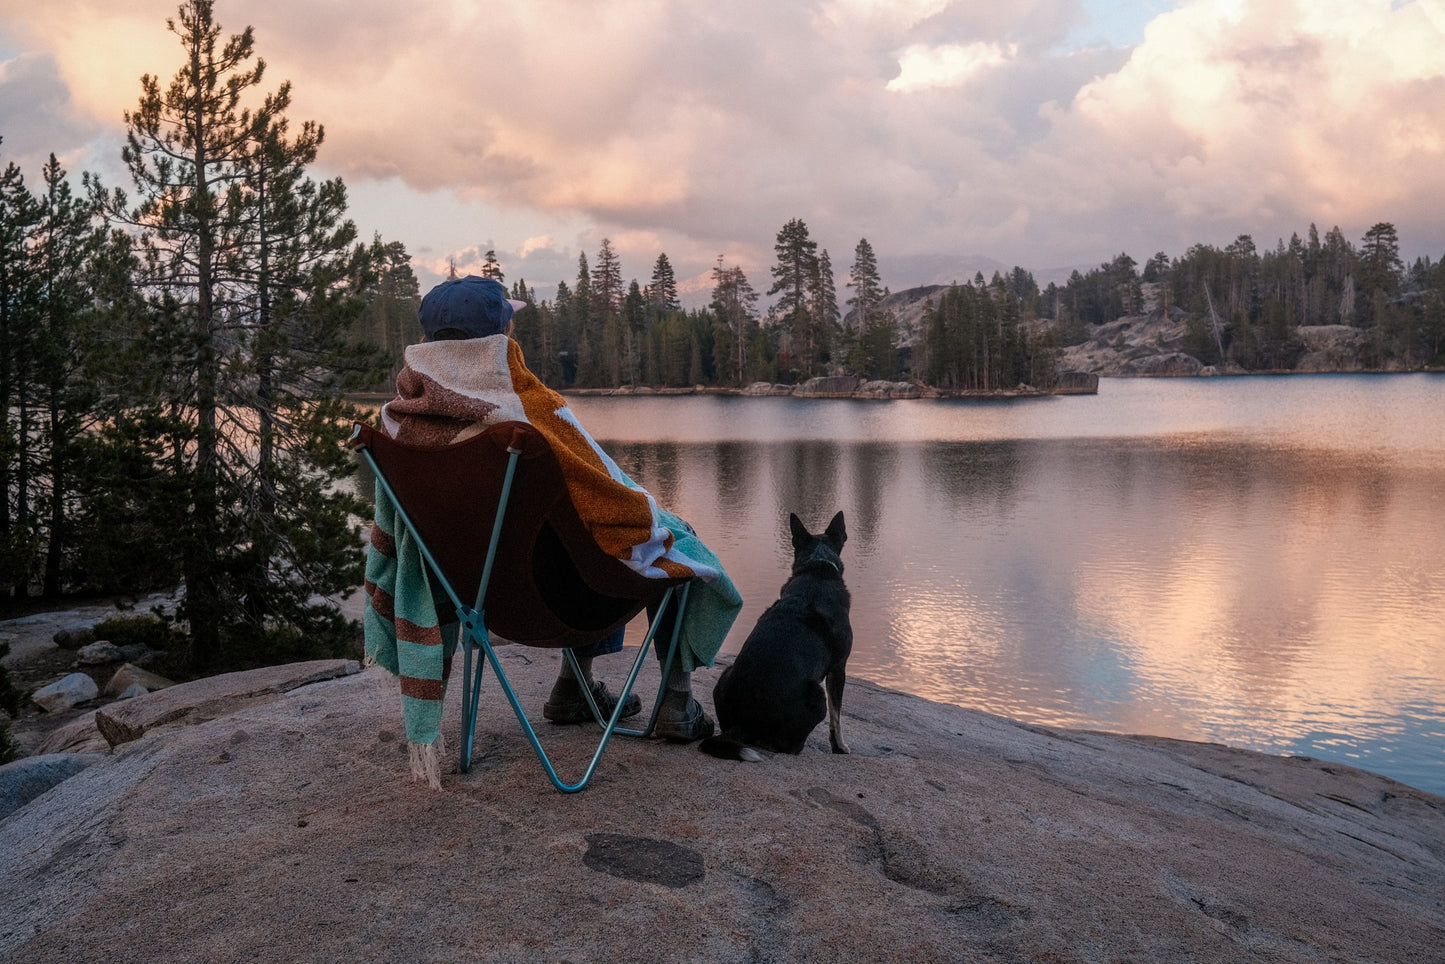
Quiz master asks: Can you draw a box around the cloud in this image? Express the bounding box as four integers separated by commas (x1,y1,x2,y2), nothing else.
1023,0,1445,260
518,235,554,260
0,45,99,174
887,41,1018,92
2,0,1444,296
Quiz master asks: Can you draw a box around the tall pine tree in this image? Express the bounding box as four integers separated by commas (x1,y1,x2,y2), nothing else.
92,0,370,668
768,218,820,377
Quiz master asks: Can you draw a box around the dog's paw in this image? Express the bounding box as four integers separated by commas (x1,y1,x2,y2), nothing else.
739,746,764,763
831,741,851,755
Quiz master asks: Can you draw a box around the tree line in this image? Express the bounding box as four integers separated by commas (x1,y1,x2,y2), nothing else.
415,220,1062,394
434,215,1445,398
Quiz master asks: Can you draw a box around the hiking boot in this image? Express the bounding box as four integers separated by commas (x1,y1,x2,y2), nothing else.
652,693,715,742
543,677,641,725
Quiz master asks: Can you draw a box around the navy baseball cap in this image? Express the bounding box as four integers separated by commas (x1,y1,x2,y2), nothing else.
418,276,527,339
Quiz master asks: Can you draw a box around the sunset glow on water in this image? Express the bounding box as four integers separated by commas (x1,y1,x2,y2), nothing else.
578,375,1445,795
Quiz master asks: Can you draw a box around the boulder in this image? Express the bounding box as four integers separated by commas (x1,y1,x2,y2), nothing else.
93,658,360,748
34,715,109,755
1134,351,1204,376
0,753,107,820
887,381,922,399
793,375,859,398
75,641,127,666
1055,370,1100,393
51,620,98,650
102,662,176,697
30,673,99,713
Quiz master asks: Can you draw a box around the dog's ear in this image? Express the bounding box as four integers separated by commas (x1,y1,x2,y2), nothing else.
825,510,847,548
789,512,810,550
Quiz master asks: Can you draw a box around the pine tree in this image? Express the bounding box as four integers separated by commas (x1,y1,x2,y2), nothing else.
590,240,625,385
768,218,820,376
648,252,679,316
481,249,503,280
1357,222,1403,327
0,145,42,597
623,279,645,385
92,0,370,668
32,155,104,595
593,238,624,325
355,236,420,385
711,257,759,386
810,248,839,359
847,238,894,378
572,253,599,386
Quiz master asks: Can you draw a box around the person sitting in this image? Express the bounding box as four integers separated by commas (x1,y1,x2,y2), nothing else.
370,274,740,750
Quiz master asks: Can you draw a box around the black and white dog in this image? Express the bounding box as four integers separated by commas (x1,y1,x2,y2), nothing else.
700,511,852,762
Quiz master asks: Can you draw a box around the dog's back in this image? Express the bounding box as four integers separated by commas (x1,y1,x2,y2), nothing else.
701,512,852,760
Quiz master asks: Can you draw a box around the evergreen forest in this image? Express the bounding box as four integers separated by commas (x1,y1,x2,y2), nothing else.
415,220,1444,398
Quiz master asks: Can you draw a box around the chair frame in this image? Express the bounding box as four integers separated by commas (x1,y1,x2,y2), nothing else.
350,422,691,793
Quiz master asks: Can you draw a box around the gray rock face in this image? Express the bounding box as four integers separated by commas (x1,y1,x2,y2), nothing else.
30,673,98,713
1,654,1441,964
1130,351,1205,375
75,641,127,666
794,375,861,397
0,753,106,820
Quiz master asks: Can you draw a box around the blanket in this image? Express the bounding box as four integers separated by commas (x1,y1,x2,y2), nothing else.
362,495,453,789
363,336,742,785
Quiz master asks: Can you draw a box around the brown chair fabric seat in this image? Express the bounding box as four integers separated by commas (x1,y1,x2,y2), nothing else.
353,420,687,648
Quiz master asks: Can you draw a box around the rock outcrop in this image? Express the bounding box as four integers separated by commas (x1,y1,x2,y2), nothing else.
2,650,1442,964
91,659,359,748
794,375,861,398
29,672,98,714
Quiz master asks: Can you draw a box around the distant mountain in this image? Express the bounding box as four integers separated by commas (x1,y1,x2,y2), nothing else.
877,253,1009,290
877,253,1095,290
837,284,946,344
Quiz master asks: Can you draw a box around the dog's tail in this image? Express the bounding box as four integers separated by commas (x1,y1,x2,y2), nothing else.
698,734,764,763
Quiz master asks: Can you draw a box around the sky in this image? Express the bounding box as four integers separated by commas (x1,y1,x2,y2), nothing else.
2,0,1443,306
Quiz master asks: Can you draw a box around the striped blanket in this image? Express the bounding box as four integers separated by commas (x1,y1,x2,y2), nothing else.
363,335,742,786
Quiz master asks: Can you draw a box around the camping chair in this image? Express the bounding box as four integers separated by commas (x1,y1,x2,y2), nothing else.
349,420,693,793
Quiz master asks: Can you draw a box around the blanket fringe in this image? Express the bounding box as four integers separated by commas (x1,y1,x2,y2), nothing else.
408,732,447,790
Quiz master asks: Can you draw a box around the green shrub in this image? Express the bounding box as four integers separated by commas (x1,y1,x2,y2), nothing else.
92,614,188,652
0,641,22,766
0,721,18,766
206,608,362,675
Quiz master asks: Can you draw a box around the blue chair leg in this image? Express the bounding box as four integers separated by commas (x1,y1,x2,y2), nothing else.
613,582,692,738
454,582,692,791
459,621,489,774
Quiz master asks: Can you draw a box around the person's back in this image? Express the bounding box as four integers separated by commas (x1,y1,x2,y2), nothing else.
372,275,740,741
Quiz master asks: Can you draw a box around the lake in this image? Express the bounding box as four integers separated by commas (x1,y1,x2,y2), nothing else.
563,374,1445,796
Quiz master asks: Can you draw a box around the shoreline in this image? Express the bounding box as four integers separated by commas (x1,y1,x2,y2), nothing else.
349,367,1443,406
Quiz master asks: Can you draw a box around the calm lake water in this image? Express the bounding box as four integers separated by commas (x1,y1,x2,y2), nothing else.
565,374,1445,796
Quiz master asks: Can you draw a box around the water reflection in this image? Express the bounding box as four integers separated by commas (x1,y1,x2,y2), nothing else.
584,378,1445,795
